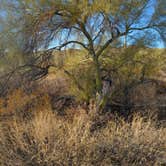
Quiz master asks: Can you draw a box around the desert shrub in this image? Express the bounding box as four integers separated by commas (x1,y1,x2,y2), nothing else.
100,47,165,114
52,50,97,102
0,72,23,97
67,62,96,102
0,109,165,165
36,72,77,113
0,88,51,119
37,71,69,97
54,48,165,107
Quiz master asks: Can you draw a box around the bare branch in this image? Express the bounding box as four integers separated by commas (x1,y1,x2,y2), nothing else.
77,20,96,56
51,40,89,51
129,23,165,32
96,32,126,57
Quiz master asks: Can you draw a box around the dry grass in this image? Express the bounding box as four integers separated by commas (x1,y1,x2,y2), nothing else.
0,85,165,165
0,107,165,166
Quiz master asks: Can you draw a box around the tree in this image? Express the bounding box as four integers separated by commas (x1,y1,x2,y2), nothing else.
1,0,165,109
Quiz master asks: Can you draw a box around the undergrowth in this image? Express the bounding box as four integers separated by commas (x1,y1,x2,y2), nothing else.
0,107,165,166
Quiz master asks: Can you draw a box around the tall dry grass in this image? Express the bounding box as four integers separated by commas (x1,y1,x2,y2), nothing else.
0,107,165,166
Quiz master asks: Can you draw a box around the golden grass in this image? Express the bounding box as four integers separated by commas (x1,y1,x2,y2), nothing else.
0,82,165,165
0,108,165,166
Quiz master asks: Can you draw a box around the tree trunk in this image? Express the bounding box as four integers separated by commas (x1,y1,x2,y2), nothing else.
123,86,132,117
93,56,102,94
124,34,127,48
93,56,106,111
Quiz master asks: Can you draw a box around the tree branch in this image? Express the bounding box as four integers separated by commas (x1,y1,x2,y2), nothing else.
128,23,164,31
96,32,126,57
77,21,96,56
52,40,89,51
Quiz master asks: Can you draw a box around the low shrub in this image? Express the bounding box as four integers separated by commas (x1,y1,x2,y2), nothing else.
0,88,51,119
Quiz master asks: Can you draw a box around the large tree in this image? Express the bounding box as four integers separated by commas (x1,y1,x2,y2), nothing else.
0,0,165,108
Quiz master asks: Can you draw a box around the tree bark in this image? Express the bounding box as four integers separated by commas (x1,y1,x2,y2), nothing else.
93,56,102,94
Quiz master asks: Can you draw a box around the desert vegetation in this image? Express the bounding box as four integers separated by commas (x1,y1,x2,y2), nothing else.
0,106,166,166
0,0,166,165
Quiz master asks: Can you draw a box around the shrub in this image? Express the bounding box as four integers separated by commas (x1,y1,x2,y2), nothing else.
0,88,51,119
62,51,96,102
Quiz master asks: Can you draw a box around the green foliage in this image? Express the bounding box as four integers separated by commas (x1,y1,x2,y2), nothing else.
102,47,164,81
100,47,165,106
52,47,165,104
59,51,96,102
